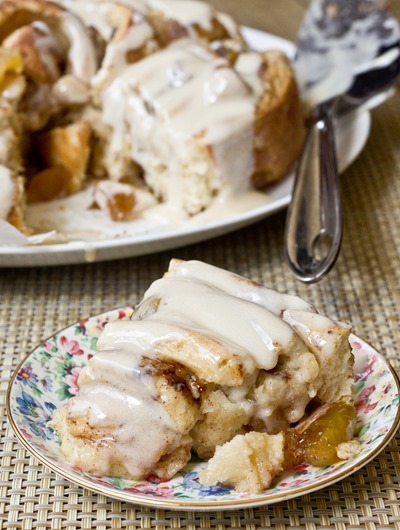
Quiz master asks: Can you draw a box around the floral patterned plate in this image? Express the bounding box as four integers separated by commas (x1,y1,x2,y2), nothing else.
7,307,400,511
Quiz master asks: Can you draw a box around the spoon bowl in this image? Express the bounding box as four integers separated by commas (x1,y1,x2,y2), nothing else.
344,42,400,104
285,3,400,283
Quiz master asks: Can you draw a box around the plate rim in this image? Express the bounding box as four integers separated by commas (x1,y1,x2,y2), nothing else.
0,27,371,267
6,308,400,511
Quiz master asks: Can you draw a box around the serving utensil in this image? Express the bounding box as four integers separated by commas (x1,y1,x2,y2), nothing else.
284,0,400,283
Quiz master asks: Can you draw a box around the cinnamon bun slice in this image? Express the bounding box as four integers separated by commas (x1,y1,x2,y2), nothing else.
51,260,360,492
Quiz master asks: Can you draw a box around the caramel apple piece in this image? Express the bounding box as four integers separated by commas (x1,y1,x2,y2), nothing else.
29,121,91,201
286,400,359,468
93,181,136,222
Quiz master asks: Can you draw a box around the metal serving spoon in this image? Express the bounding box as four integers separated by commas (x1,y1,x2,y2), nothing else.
284,0,400,283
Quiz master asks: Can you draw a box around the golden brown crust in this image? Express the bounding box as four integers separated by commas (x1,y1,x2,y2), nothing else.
149,9,240,48
0,98,22,168
25,121,91,202
252,50,305,188
0,98,31,232
6,174,31,233
99,1,157,63
0,0,66,43
31,121,92,198
3,24,62,85
149,13,188,47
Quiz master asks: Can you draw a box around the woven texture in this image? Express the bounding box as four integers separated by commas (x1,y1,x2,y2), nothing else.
2,12,400,530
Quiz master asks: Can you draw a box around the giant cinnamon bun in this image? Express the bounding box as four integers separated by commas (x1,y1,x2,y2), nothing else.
0,0,305,236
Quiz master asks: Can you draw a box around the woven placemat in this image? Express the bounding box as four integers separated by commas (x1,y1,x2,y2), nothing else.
1,94,400,530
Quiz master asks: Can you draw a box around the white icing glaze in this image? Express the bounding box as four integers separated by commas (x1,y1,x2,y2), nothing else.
59,11,98,82
25,184,270,239
91,16,154,90
0,219,29,245
115,0,150,14
283,309,350,352
141,276,294,370
53,1,156,91
32,22,63,78
96,319,252,386
0,167,16,220
66,344,180,478
25,182,158,239
167,260,316,315
54,0,121,40
235,52,265,94
52,75,90,105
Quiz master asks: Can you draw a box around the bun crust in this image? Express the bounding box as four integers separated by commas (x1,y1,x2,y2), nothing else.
253,50,305,187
